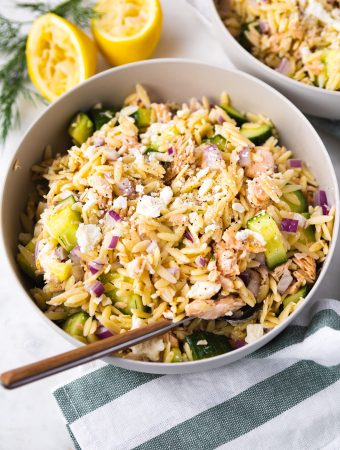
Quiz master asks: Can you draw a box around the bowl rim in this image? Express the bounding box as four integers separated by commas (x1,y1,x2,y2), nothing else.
1,58,339,373
209,0,340,98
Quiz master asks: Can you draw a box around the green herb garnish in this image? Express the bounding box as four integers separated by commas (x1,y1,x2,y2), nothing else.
0,1,96,143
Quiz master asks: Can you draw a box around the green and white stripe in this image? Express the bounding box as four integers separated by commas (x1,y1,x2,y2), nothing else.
54,298,340,450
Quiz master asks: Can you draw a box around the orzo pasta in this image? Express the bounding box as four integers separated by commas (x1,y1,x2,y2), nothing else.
17,85,335,362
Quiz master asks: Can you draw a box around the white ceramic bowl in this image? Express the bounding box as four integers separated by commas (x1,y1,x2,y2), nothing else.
188,0,340,120
1,59,338,374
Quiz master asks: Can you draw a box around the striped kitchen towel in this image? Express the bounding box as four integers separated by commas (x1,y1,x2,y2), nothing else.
53,298,340,450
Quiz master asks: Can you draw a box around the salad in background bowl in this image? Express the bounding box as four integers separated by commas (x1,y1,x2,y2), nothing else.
188,0,340,119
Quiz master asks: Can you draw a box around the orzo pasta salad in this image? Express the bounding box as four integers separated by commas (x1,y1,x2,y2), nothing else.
17,85,334,362
219,0,340,90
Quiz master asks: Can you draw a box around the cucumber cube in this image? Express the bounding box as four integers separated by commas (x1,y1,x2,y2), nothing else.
46,197,81,252
68,112,94,146
62,312,89,337
247,212,288,270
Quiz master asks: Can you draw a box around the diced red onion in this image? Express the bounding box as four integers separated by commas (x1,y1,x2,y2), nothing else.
168,267,179,276
94,136,105,147
289,159,302,168
70,246,81,263
218,116,224,124
118,178,136,197
108,235,119,249
109,210,122,222
195,256,207,267
96,325,113,339
258,21,269,33
276,57,293,76
239,146,251,167
184,230,194,242
232,339,246,349
322,204,329,215
167,147,174,155
146,240,158,253
277,269,293,294
247,270,261,297
202,145,223,169
88,260,104,274
88,281,104,297
314,190,328,210
280,218,299,233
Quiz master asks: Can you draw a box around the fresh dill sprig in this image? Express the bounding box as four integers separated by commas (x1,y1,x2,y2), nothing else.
0,40,28,142
15,3,50,14
0,15,24,53
53,0,97,28
17,0,97,28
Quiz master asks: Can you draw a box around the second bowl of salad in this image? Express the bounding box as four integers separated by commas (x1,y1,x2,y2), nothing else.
191,0,340,119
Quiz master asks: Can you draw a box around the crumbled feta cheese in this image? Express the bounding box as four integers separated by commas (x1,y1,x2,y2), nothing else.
85,145,96,159
112,196,127,209
131,337,165,361
136,195,164,218
130,147,144,164
163,311,174,320
126,257,145,278
83,190,99,213
159,186,173,206
136,184,144,194
131,316,144,329
205,224,219,233
188,282,222,300
207,259,217,271
232,202,245,213
299,45,310,61
92,294,105,306
196,168,209,180
59,190,75,200
36,239,58,281
172,197,184,209
189,212,200,230
102,297,112,306
197,340,208,346
76,224,101,253
148,152,173,162
235,229,266,246
245,324,264,344
198,179,213,197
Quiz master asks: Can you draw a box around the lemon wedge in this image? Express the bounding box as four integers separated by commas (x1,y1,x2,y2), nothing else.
26,13,97,102
92,0,162,66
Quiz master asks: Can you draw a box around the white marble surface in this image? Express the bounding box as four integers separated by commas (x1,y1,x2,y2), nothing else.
0,1,339,449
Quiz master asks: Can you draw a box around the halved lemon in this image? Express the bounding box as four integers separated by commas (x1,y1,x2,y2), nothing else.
26,13,97,102
92,0,162,66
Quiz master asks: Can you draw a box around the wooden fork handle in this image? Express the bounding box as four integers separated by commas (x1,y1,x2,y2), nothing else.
1,319,171,389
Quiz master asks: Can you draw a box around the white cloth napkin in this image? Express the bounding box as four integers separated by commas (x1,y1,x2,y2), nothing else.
53,297,340,450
